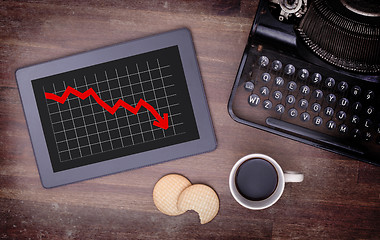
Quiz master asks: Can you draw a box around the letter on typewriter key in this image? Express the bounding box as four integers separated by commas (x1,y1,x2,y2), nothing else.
273,91,283,101
364,132,372,141
288,108,298,118
353,102,362,112
313,89,323,99
313,116,323,126
339,98,349,107
284,64,295,75
327,94,336,104
338,81,348,92
299,99,308,109
300,112,310,122
366,106,374,115
298,69,309,80
311,103,321,113
339,124,348,134
275,77,284,86
261,73,271,83
263,100,273,110
272,60,282,71
311,73,322,84
364,119,373,128
352,129,361,138
244,81,254,91
327,120,336,130
258,56,269,67
365,90,374,100
300,86,310,95
324,107,334,117
351,115,360,124
286,95,296,105
337,111,347,121
325,77,335,88
249,94,260,106
260,87,269,96
275,104,285,114
287,81,297,91
351,86,361,97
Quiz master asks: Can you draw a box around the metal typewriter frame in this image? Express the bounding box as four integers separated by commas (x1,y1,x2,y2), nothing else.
228,0,379,166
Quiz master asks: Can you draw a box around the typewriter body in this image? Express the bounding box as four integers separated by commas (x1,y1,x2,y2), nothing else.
228,0,380,165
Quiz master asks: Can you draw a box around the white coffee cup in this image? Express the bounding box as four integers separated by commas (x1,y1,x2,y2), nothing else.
229,153,303,210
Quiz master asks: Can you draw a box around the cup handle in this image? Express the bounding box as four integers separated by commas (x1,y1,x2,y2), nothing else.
284,171,304,183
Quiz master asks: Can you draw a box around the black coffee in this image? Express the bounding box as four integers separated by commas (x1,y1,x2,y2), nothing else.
235,158,278,201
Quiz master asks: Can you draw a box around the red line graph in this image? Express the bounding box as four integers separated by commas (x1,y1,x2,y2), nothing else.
45,86,169,130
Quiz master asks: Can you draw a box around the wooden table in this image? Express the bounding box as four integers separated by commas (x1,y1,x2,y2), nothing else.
1,1,379,239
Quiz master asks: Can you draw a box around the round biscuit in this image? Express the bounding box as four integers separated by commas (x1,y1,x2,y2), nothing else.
153,174,192,216
177,184,219,224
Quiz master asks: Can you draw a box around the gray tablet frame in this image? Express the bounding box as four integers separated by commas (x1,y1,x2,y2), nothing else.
16,28,217,188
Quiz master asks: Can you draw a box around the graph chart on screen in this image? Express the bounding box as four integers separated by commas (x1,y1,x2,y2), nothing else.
32,46,200,172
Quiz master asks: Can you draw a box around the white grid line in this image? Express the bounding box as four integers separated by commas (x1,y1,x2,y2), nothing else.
84,75,104,154
52,83,73,160
53,111,182,137
57,130,186,155
137,63,155,140
147,60,166,138
52,75,173,97
73,78,94,156
55,118,184,145
95,73,114,150
157,59,176,135
126,65,145,142
63,81,83,158
115,68,134,145
43,85,63,161
105,70,123,148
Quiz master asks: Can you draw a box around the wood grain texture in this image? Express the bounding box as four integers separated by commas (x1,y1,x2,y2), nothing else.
1,0,379,239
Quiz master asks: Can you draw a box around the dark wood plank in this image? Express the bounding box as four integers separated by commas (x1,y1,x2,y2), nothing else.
1,0,379,239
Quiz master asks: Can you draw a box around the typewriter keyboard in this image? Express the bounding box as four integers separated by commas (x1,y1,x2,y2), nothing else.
229,46,380,165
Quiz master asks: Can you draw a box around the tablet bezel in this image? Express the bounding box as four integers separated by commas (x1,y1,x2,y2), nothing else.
16,28,217,188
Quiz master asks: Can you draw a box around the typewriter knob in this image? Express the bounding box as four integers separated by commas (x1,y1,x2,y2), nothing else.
269,0,308,21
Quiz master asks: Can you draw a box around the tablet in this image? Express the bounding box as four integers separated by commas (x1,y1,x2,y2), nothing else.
16,28,216,188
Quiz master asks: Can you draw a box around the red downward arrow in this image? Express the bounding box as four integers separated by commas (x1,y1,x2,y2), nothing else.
45,86,169,130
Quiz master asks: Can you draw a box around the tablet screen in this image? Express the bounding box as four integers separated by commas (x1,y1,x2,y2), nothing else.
32,46,199,172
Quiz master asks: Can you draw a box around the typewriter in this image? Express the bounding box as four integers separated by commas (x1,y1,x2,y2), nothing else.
228,0,380,165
